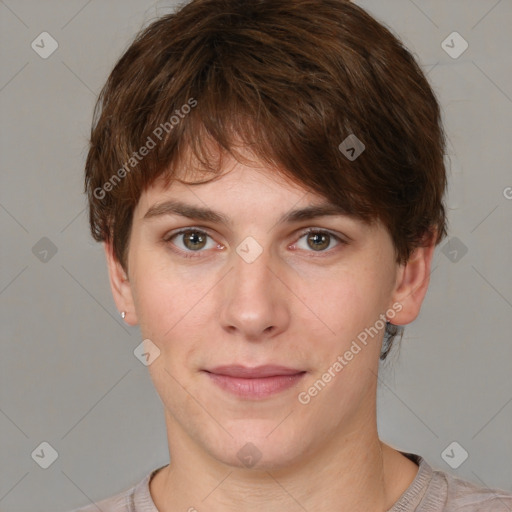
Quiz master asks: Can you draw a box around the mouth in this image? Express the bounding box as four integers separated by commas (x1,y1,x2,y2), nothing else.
202,365,307,399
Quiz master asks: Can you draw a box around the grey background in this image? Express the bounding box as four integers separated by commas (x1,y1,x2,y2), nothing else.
0,0,511,510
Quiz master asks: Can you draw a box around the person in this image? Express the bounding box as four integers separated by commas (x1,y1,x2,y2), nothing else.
71,0,512,510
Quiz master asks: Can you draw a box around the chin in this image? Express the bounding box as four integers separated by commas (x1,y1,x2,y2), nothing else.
206,425,307,471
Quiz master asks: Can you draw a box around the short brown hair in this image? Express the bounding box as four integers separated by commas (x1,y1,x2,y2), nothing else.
85,0,448,360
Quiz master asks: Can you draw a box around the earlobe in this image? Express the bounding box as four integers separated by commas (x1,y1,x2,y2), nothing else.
389,234,437,326
103,242,138,326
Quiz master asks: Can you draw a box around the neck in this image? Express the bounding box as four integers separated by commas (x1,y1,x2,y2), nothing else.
150,409,415,512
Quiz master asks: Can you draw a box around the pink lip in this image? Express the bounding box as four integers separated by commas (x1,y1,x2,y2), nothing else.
204,365,306,399
207,365,303,378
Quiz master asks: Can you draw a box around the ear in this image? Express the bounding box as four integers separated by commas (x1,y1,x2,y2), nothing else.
104,241,138,326
389,232,437,326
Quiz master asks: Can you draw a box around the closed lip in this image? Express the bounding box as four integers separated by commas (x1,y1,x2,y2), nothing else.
204,365,305,378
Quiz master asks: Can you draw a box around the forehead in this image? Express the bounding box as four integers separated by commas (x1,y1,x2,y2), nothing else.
133,161,383,242
137,156,315,213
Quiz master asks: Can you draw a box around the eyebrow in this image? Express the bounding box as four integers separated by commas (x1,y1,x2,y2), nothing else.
143,199,352,226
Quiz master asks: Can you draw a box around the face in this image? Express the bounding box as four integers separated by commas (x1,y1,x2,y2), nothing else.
107,150,432,470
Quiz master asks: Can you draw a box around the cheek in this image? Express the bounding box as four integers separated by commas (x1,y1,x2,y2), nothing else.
131,270,171,335
130,254,217,350
295,270,386,407
298,266,379,337
292,263,393,377
134,279,186,345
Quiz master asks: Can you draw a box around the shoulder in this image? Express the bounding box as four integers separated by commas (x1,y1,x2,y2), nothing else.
426,466,512,512
66,490,132,512
65,465,165,512
393,452,512,512
66,487,134,512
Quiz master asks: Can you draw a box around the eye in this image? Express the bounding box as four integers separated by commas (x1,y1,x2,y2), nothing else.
164,228,222,256
292,229,343,252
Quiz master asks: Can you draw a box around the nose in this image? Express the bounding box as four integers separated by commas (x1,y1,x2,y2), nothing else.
218,244,291,342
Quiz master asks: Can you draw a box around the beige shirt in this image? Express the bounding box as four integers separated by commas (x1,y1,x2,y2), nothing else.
69,452,512,511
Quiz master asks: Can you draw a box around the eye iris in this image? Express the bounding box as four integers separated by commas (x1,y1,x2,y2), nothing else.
307,232,330,251
183,230,207,250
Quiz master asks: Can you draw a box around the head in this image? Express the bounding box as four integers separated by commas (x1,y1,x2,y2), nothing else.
86,0,447,469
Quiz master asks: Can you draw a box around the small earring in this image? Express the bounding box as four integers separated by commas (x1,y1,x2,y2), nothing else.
120,311,126,320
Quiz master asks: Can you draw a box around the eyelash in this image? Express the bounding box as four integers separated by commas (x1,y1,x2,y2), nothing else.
163,227,346,259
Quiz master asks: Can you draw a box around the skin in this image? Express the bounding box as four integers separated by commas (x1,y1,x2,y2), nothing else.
105,148,435,512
